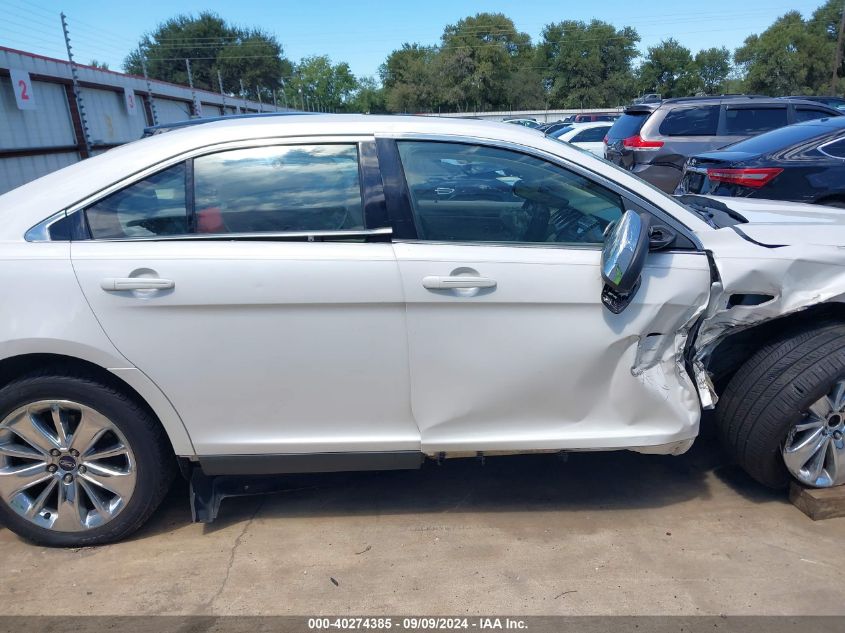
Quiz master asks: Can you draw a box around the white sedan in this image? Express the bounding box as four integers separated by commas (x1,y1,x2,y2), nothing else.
549,121,613,156
1,114,844,546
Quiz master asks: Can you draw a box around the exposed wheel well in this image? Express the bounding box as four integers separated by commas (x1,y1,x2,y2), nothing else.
0,353,176,457
705,302,845,393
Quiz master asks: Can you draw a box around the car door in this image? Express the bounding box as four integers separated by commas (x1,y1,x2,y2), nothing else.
379,137,712,454
71,139,419,457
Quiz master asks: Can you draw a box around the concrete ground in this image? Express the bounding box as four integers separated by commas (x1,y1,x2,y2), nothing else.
0,439,843,616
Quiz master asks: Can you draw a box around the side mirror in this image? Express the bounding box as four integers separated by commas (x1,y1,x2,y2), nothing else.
600,210,651,314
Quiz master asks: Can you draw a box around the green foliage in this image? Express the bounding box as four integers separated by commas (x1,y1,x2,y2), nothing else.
350,76,388,114
537,20,640,108
694,47,731,94
88,60,110,70
638,38,701,98
124,12,291,100
735,3,841,96
285,55,358,111
380,44,440,112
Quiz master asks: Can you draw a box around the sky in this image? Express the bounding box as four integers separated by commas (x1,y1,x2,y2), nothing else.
1,0,831,79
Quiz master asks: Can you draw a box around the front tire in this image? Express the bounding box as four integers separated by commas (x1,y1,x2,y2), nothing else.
716,323,845,489
0,370,175,546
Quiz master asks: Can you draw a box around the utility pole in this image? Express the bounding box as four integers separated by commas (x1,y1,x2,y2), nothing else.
139,48,159,126
60,13,92,155
256,86,263,112
833,0,845,95
280,78,288,108
185,59,199,117
217,70,226,113
239,79,247,112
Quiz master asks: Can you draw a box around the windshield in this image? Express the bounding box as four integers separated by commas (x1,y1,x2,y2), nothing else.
549,125,575,138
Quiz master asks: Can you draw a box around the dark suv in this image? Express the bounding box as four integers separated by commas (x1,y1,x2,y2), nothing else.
604,96,841,192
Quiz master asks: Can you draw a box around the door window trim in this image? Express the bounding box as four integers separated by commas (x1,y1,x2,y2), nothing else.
375,133,703,252
26,135,383,243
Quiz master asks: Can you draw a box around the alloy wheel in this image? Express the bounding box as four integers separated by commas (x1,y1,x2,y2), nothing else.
0,400,136,532
783,380,845,487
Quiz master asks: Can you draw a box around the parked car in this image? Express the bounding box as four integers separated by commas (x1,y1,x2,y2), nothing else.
782,96,845,112
537,121,571,135
677,116,845,205
550,121,613,156
571,113,618,123
502,117,539,128
2,114,845,546
604,96,842,193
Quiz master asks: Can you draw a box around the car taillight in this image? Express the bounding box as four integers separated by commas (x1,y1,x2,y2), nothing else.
706,167,783,188
622,135,664,150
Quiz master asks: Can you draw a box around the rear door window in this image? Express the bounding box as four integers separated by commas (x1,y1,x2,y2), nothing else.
193,144,363,234
724,107,788,135
658,106,719,136
571,126,610,143
85,163,188,239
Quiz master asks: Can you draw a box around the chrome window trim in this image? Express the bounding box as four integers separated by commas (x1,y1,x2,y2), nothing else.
25,135,374,242
818,135,845,161
25,210,68,242
84,227,393,243
378,132,704,251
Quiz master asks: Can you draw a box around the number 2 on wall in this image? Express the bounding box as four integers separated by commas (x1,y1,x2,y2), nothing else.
18,80,30,100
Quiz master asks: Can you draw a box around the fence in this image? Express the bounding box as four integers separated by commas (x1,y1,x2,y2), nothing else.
0,45,291,195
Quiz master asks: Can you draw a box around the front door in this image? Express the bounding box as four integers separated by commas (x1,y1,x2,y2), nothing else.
386,139,712,454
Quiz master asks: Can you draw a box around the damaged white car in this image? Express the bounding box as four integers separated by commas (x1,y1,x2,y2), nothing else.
1,114,844,546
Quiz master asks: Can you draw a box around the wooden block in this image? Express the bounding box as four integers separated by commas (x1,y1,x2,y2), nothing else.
790,482,845,520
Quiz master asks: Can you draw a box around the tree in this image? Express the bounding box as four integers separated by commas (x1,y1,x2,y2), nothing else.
537,20,640,108
283,55,358,112
638,38,700,98
89,60,110,70
694,47,731,94
349,76,387,113
734,11,831,95
437,13,536,111
124,12,291,100
380,44,442,112
808,0,845,94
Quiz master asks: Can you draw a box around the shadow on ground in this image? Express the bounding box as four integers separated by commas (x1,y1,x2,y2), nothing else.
134,438,788,541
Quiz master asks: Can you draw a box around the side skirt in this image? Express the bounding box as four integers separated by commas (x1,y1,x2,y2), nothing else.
189,451,425,523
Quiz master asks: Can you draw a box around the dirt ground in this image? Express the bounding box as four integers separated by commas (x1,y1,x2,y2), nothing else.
0,439,843,616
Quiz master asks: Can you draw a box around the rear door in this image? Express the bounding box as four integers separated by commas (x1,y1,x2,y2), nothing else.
71,139,419,457
380,137,712,454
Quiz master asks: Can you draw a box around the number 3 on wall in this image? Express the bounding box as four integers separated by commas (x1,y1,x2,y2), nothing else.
10,68,37,110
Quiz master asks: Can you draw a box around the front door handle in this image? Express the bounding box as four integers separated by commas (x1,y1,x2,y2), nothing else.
422,275,497,290
100,278,175,291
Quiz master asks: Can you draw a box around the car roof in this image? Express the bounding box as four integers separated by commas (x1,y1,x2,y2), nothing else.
142,111,315,136
625,96,842,117
0,114,716,239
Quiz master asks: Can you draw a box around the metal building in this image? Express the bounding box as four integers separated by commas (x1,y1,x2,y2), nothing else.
1,46,289,194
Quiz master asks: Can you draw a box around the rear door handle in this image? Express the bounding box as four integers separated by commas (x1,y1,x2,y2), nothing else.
100,278,175,291
422,275,497,290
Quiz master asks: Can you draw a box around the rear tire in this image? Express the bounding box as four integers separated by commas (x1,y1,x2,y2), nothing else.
0,369,175,546
716,322,845,488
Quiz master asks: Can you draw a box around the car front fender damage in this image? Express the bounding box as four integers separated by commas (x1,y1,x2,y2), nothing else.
687,245,845,410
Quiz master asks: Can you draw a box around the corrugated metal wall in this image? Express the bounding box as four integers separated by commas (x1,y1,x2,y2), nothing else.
0,46,292,195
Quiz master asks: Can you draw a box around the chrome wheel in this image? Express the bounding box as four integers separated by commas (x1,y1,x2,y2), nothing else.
0,400,136,532
783,380,845,487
